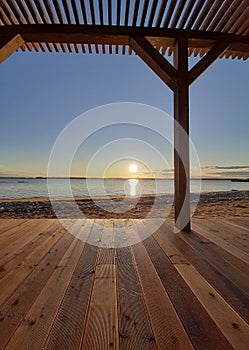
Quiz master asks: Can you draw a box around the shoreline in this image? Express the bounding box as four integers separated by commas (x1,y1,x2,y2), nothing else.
0,190,248,219
0,189,248,203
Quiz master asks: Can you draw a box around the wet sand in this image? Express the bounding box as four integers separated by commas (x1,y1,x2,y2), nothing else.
0,190,248,219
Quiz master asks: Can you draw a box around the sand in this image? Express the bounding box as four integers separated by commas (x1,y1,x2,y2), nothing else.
0,190,248,219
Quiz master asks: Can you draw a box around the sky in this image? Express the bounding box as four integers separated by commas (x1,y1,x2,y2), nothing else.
0,48,249,179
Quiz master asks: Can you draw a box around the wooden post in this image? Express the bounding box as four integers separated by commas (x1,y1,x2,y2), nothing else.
173,37,191,232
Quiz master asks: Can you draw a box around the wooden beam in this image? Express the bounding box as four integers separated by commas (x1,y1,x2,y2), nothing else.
173,37,191,232
0,35,24,64
0,24,248,47
188,39,232,85
129,35,178,90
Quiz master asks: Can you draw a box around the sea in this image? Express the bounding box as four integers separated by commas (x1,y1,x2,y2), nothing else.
0,178,248,199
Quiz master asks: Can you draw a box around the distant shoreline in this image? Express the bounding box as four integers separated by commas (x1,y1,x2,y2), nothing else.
0,176,248,181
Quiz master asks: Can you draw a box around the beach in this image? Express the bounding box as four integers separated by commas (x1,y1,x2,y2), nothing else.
0,190,248,219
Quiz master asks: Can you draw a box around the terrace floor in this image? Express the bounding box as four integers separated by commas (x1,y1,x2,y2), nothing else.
0,218,248,349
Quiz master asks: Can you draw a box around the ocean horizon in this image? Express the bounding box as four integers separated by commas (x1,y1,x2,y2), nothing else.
0,177,248,200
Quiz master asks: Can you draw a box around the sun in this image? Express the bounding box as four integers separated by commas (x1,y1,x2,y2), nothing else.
129,163,138,173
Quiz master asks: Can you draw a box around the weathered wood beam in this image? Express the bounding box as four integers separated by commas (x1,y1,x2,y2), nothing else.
188,39,233,85
129,36,178,90
173,37,191,232
0,24,248,49
0,34,24,64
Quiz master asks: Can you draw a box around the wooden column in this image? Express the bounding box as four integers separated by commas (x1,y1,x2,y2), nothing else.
173,37,190,232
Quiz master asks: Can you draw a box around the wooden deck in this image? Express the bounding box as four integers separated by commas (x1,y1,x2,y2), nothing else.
0,218,248,350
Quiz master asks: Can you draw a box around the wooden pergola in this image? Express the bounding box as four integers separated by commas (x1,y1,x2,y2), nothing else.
1,0,249,231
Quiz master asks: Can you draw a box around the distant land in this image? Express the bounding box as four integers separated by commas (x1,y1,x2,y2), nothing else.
0,176,248,182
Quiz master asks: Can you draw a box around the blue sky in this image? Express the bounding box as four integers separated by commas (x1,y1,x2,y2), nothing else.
0,49,248,178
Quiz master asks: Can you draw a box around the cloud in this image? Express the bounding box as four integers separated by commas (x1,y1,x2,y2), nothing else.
202,165,249,170
201,165,249,178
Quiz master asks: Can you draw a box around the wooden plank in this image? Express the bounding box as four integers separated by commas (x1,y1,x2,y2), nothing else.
0,219,28,234
130,35,178,90
193,221,249,264
81,264,119,349
0,229,74,349
0,220,58,269
153,219,249,323
44,220,101,349
177,222,249,294
195,219,249,254
0,219,50,252
4,222,87,350
173,37,190,232
227,218,249,231
0,34,24,63
131,221,194,350
143,233,234,349
115,220,156,350
81,220,119,349
0,221,68,306
154,229,249,350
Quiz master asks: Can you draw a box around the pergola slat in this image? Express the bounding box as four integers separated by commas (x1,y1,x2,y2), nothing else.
155,0,168,27
62,0,72,24
200,0,224,30
220,0,247,33
124,0,130,26
35,0,59,52
192,0,215,30
163,0,178,28
207,0,233,31
116,0,121,26
24,0,50,52
43,0,65,52
178,0,197,29
89,0,96,25
71,0,80,25
132,0,140,27
170,0,187,28
148,0,159,27
140,0,149,27
215,0,242,31
229,8,249,35
80,0,88,24
185,0,206,29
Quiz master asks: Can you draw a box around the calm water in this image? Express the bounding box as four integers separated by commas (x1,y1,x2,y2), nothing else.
0,178,248,199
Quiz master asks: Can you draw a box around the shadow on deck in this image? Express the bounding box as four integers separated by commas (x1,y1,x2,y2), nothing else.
0,218,248,349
